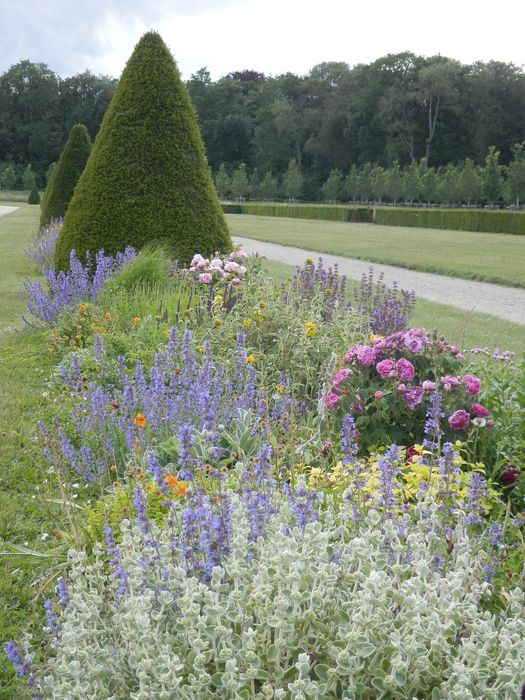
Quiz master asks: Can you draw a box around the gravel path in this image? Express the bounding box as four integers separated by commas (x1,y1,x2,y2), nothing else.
233,236,525,326
0,205,18,217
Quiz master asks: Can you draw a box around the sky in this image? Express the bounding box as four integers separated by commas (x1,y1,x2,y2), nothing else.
1,0,525,80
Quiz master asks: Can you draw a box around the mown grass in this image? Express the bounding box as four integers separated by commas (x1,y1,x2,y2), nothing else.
261,259,525,357
0,203,58,695
226,214,525,288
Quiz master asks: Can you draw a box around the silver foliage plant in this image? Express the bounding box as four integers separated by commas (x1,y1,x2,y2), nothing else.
30,494,525,699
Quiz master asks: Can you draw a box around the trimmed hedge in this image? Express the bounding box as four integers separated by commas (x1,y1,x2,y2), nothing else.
374,207,525,235
223,202,525,235
222,203,373,223
55,32,231,270
40,124,91,227
27,182,40,205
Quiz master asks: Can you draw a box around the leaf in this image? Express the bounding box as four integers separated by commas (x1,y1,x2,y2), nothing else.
267,644,279,663
314,664,330,681
211,673,223,688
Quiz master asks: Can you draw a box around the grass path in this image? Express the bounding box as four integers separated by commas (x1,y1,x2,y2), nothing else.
0,203,58,695
226,214,525,288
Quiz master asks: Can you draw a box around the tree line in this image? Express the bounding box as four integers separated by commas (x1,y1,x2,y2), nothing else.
216,145,525,207
1,52,525,201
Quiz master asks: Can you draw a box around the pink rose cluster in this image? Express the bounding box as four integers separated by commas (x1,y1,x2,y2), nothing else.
447,401,492,431
185,250,249,286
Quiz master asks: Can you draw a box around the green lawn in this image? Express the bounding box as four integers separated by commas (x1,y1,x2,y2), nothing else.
226,214,525,288
0,203,57,695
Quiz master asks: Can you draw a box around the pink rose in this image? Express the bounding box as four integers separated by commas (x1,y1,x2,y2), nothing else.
448,410,470,430
388,369,399,379
190,253,206,268
471,403,490,417
462,374,481,396
333,368,352,386
228,250,248,259
374,390,384,400
403,386,425,410
486,419,495,428
376,359,395,379
441,375,461,391
198,272,213,284
356,346,378,366
325,392,341,408
404,333,424,353
230,277,242,285
396,358,415,382
422,380,436,392
397,383,407,393
224,261,240,272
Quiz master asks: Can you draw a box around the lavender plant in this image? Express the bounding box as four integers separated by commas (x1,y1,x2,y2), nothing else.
21,246,136,326
352,267,416,335
24,219,61,269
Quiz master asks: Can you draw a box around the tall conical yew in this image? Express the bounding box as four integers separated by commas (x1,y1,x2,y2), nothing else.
54,32,231,269
40,124,91,227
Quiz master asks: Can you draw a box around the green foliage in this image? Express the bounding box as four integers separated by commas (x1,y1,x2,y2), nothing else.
27,181,40,204
374,206,525,234
102,244,171,295
321,168,345,202
54,31,231,270
214,162,230,199
39,124,91,227
283,158,303,200
224,202,374,223
230,162,250,199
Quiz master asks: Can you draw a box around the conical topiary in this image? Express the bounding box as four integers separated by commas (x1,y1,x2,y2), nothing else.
40,124,91,227
28,180,41,205
54,32,231,270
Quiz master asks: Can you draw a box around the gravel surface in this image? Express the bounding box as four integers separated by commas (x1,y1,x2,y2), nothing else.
0,205,18,217
233,236,525,326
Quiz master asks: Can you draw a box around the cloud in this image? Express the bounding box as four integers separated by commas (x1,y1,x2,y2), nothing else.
0,0,239,76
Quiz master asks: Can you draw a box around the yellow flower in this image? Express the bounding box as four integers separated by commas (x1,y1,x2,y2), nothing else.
163,329,171,337
305,258,314,265
246,354,256,365
104,312,111,320
214,294,224,306
198,345,205,354
276,384,286,394
369,333,384,344
132,316,141,325
308,467,323,486
304,321,317,337
243,318,252,329
256,311,265,321
259,302,266,309
134,413,147,428
214,318,222,327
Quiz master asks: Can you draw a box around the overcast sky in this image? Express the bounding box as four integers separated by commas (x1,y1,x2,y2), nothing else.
2,0,525,79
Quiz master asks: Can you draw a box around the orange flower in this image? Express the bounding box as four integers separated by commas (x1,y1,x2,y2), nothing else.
104,312,111,320
132,316,141,325
134,413,147,428
137,469,145,480
79,304,88,312
164,475,179,489
177,483,188,497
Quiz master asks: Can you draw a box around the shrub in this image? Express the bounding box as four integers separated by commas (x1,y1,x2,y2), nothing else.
54,32,231,270
374,207,525,235
104,244,171,294
9,492,525,698
39,123,91,227
27,181,40,204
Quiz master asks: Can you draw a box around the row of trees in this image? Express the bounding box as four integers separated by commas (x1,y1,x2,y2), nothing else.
0,61,116,180
217,143,525,207
1,53,525,196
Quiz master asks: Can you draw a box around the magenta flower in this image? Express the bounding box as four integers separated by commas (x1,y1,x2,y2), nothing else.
500,463,520,485
441,375,461,391
333,368,352,386
396,358,415,382
376,359,395,378
448,410,470,430
374,390,384,400
462,374,481,396
325,392,341,408
471,403,490,417
198,272,213,284
422,380,436,391
403,333,424,353
356,346,378,366
403,386,425,410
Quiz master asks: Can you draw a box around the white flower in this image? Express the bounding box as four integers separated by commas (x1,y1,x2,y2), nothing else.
40,533,49,541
